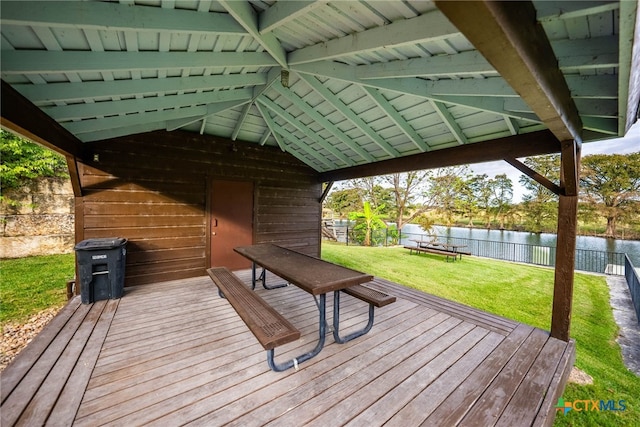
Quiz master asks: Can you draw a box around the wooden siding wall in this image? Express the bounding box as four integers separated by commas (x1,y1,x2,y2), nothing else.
75,130,321,287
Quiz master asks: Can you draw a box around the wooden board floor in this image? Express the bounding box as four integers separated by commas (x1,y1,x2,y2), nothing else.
1,270,575,426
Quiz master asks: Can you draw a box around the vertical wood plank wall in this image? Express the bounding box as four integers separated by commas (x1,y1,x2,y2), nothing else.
75,130,321,287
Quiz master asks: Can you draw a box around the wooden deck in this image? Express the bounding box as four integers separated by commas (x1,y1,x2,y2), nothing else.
1,271,575,426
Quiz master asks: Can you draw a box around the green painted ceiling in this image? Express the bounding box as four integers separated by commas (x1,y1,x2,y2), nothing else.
1,1,635,173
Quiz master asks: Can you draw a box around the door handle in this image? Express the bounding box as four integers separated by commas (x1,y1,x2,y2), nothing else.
213,218,218,227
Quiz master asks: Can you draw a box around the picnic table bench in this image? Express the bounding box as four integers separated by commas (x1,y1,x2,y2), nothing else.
335,283,396,343
207,267,300,352
208,245,396,372
404,245,458,262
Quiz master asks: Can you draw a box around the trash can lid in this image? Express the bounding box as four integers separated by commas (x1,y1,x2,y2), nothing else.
74,237,128,250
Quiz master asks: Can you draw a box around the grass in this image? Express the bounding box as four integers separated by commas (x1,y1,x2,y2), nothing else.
321,242,640,427
1,253,74,325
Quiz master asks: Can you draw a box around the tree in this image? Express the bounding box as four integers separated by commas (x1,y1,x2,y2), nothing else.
1,131,69,205
519,155,560,233
425,166,470,226
349,201,387,246
470,174,493,228
381,171,432,231
460,174,486,227
1,130,68,189
348,176,395,218
489,174,513,229
580,152,640,238
325,188,362,219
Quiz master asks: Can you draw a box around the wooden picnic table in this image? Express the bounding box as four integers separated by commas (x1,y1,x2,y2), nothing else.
409,240,470,259
233,244,376,370
234,244,373,294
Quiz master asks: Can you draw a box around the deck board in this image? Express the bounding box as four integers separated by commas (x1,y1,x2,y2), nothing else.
0,271,575,426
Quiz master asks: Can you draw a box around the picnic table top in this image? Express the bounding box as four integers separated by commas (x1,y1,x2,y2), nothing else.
234,244,373,295
410,240,468,249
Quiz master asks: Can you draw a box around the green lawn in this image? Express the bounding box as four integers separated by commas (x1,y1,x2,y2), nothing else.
322,243,639,427
1,253,74,325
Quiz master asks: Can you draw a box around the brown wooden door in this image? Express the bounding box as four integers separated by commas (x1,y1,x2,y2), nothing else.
210,180,254,270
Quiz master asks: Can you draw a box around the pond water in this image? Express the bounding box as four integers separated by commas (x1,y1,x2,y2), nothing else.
402,224,640,266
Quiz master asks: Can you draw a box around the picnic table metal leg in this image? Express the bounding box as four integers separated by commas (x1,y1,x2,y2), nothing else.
250,262,257,290
267,294,327,372
313,295,333,333
332,290,375,344
252,263,288,290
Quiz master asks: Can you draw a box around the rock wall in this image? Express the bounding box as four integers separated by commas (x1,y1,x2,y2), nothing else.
1,178,74,258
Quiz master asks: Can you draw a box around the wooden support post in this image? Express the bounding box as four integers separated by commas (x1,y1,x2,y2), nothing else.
551,194,578,341
550,140,581,341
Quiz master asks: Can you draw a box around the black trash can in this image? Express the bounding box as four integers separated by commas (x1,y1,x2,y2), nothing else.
74,237,127,304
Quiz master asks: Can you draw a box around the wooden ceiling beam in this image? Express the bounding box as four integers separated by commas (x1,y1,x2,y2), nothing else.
504,157,561,196
435,0,583,144
319,130,560,182
1,79,85,159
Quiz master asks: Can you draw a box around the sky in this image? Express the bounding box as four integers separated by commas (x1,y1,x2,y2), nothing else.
469,121,640,202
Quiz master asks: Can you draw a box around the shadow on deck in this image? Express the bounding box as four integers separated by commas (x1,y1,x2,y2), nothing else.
1,270,575,426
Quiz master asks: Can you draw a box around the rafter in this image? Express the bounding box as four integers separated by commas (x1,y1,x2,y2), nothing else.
80,122,167,143
42,88,252,121
219,0,288,68
66,100,248,135
257,96,354,167
271,82,375,162
231,102,254,141
251,67,282,101
12,74,267,104
0,1,247,35
362,87,430,152
505,98,619,118
259,1,327,34
582,117,618,135
256,101,329,170
275,127,333,170
537,1,619,22
292,61,545,124
435,95,539,123
255,102,286,152
357,51,493,80
435,0,583,143
431,101,468,145
554,36,619,72
566,75,618,99
1,51,277,75
504,117,520,135
299,74,400,158
288,10,459,65
355,36,618,80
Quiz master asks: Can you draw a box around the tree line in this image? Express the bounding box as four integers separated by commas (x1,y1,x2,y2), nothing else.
324,152,640,240
2,130,639,239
